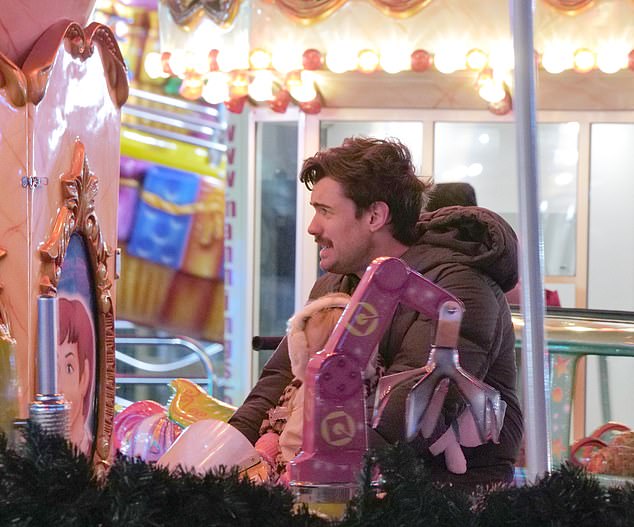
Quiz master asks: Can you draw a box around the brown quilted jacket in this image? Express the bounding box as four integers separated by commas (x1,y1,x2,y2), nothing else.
229,205,523,489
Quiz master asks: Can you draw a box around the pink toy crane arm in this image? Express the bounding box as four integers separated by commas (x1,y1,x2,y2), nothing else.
324,256,460,371
289,257,505,486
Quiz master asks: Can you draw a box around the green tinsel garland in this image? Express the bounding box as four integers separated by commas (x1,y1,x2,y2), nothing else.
1,425,633,527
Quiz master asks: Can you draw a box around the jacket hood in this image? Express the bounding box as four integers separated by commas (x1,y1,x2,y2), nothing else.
407,206,519,293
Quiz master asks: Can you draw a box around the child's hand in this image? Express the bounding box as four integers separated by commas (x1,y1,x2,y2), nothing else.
255,431,280,467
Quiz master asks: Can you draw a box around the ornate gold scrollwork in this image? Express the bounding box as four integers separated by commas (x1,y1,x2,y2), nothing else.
165,0,241,28
0,52,27,107
39,140,115,473
0,21,128,108
259,0,431,24
542,0,595,14
0,247,10,338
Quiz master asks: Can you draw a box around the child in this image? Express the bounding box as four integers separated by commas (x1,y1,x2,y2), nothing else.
255,293,351,481
58,296,96,455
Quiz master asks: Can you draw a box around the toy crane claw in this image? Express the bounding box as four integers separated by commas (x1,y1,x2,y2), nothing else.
288,257,506,486
373,300,507,445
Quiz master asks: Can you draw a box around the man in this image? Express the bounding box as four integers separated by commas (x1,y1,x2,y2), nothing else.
229,137,523,489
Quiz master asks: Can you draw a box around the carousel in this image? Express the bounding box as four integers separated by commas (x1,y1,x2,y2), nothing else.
0,0,633,524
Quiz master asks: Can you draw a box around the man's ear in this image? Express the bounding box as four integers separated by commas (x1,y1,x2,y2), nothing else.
368,201,390,232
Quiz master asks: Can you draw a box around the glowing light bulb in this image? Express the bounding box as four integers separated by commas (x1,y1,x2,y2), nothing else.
168,50,187,78
358,49,379,73
541,46,572,74
144,52,165,79
466,49,488,71
114,20,129,39
573,48,595,73
218,48,249,72
271,47,302,74
248,70,274,101
596,44,628,74
325,48,356,74
230,71,249,97
191,52,212,75
489,45,514,72
249,49,272,70
433,48,466,74
180,76,204,100
478,75,506,103
379,47,410,74
202,72,229,104
285,70,302,90
289,71,317,102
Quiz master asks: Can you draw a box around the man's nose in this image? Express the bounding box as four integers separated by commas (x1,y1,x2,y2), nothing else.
307,215,319,235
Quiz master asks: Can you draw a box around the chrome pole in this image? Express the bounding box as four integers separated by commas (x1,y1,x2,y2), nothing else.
510,0,551,480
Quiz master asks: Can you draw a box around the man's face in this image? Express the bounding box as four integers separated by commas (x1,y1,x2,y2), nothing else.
307,177,373,276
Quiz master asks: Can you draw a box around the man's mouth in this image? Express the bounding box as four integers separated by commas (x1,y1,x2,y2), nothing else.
316,238,331,249
316,238,332,257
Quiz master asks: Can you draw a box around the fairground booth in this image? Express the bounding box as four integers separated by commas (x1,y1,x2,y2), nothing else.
0,0,632,523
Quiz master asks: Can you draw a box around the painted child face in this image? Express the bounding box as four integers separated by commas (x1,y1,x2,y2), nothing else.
57,338,89,440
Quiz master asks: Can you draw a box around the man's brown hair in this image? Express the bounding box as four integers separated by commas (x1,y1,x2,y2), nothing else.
299,137,431,245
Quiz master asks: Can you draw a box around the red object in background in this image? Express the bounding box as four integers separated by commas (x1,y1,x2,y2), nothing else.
225,95,248,113
411,49,432,72
299,98,321,114
545,289,561,307
208,49,220,71
161,51,173,75
302,49,323,70
569,422,632,474
269,89,291,113
488,90,513,116
505,284,561,307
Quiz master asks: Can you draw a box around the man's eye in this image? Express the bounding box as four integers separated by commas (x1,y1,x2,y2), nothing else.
66,364,74,374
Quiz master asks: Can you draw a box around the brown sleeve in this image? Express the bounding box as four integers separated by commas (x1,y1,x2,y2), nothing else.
228,337,294,444
229,273,347,443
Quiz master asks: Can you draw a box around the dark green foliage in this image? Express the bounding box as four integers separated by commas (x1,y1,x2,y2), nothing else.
604,483,634,527
0,422,101,526
474,463,616,527
102,455,327,527
0,426,330,527
340,443,475,527
1,427,633,527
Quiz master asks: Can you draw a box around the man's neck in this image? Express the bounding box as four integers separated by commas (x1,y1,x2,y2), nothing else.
354,239,411,278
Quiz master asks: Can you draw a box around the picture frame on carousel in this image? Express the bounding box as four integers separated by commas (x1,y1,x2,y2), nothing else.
39,140,116,471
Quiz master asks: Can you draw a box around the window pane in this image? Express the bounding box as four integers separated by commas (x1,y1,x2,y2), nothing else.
320,121,424,174
255,122,298,362
434,122,578,278
588,123,634,311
